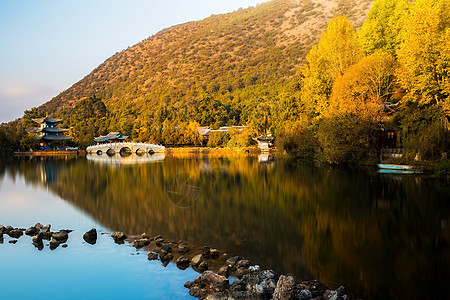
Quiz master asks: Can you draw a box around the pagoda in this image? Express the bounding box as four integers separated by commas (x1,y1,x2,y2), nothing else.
94,132,128,144
26,117,72,148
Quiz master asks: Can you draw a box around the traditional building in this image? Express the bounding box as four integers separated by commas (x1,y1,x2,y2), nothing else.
94,132,128,144
26,117,72,148
254,135,274,151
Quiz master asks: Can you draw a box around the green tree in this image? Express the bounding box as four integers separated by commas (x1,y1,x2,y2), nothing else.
318,114,378,165
207,131,230,148
276,118,318,160
358,0,410,56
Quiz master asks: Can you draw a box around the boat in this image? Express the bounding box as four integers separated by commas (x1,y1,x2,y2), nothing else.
377,164,422,174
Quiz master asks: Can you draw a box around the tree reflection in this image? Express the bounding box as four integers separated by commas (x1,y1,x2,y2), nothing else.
2,156,449,300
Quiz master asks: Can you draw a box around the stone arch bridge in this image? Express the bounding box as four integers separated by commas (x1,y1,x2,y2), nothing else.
86,142,165,156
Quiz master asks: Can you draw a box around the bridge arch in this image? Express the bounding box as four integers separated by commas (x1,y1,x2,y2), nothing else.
106,149,115,156
119,147,132,157
135,148,146,156
96,150,103,155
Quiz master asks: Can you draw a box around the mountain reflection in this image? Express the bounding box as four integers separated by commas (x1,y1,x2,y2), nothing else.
2,156,449,300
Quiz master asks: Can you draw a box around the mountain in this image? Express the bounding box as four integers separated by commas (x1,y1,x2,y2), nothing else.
4,0,374,147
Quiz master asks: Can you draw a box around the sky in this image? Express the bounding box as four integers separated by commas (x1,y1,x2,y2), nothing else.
0,0,267,124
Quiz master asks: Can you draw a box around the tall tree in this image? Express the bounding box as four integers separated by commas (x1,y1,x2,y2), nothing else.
358,0,410,56
302,16,362,117
397,0,450,106
327,51,397,121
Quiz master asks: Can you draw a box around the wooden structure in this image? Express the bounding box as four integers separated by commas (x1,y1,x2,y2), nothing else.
26,117,72,148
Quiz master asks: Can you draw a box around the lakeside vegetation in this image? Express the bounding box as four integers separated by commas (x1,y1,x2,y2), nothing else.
1,0,449,169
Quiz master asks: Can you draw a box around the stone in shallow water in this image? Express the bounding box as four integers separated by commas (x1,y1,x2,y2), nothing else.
148,252,158,261
176,256,190,266
25,226,39,236
210,248,220,259
83,228,97,245
226,256,244,268
178,243,190,254
159,252,173,263
191,254,203,266
218,265,230,277
273,275,295,300
160,243,172,254
112,232,127,242
298,289,313,300
198,261,209,272
8,229,23,239
52,231,69,243
49,239,60,250
134,238,150,249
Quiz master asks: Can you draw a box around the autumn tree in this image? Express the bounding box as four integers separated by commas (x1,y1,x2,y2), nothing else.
327,51,397,121
318,114,378,164
397,0,450,106
276,117,318,160
358,0,410,56
396,0,450,159
302,16,363,118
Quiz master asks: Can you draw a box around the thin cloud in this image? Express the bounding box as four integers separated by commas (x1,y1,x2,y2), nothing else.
0,83,61,123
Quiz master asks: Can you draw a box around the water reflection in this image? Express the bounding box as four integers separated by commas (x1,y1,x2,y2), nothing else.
86,152,165,165
1,156,449,300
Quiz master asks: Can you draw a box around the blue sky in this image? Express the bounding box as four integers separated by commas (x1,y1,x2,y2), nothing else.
0,0,267,123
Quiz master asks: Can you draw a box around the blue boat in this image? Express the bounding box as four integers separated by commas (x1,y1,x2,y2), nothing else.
377,164,422,174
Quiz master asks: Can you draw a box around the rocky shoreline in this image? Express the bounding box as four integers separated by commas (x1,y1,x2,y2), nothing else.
1,224,350,300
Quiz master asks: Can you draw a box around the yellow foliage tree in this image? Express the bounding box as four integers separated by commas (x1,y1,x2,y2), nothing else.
358,0,410,56
302,16,363,118
397,0,450,106
327,51,397,122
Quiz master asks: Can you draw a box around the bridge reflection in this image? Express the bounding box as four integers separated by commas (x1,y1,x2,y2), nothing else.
86,152,165,165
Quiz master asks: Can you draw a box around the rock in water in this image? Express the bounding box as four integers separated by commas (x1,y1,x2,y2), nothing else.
32,231,44,250
134,238,150,249
8,229,23,239
198,261,209,272
49,239,60,250
83,228,97,245
148,252,159,261
210,248,220,259
218,265,230,277
160,243,172,254
25,226,39,236
273,275,295,300
191,254,203,266
178,243,190,254
226,256,244,268
52,231,69,243
176,256,190,270
112,232,127,243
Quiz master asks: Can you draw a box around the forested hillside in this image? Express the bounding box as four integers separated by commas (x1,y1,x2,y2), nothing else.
1,0,373,148
1,0,449,167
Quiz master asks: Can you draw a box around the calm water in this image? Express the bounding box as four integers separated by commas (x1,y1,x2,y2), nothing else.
0,154,449,300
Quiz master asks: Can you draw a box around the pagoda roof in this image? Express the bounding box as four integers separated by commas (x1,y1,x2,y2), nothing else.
32,117,62,124
94,132,128,143
27,127,70,133
34,135,73,141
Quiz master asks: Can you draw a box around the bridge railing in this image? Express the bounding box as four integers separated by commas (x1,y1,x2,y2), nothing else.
86,142,165,152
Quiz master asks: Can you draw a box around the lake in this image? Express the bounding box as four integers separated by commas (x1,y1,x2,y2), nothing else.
0,154,449,299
